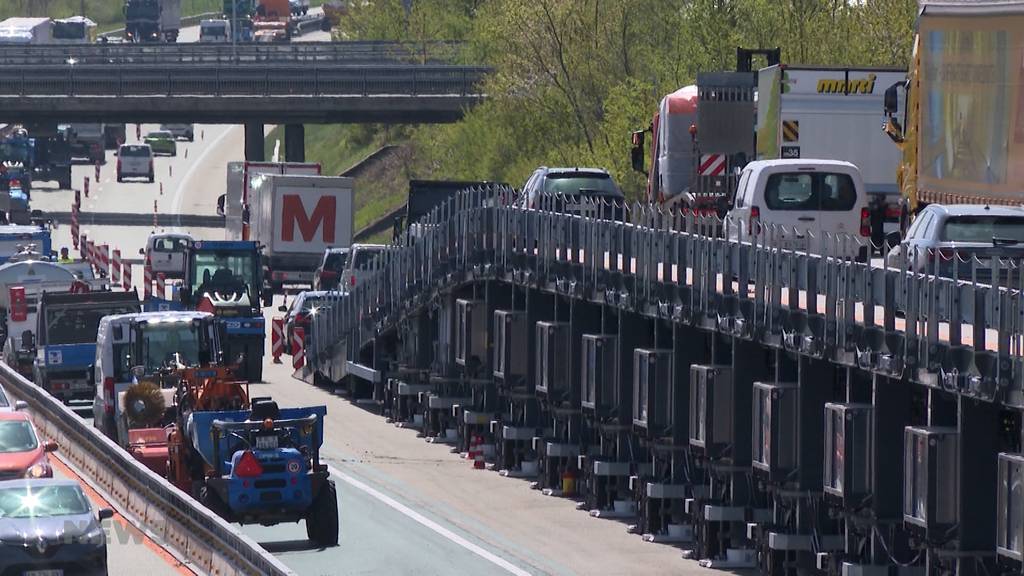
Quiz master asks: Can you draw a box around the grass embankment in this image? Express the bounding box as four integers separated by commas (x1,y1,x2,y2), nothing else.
0,0,225,32
265,124,412,241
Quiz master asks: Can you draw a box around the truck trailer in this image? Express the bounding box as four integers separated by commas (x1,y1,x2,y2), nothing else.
124,0,182,42
0,18,54,45
883,0,1024,225
248,174,354,293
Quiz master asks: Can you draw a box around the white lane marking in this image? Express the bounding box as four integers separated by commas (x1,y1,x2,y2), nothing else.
327,464,534,576
172,125,239,226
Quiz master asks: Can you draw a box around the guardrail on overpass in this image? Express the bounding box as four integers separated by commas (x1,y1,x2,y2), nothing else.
0,64,489,124
0,40,467,65
0,362,293,576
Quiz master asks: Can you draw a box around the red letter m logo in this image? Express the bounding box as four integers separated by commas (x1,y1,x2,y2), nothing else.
282,195,336,243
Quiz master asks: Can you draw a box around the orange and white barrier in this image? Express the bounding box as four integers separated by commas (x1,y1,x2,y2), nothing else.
143,256,152,300
291,328,305,371
155,273,166,300
271,318,284,364
122,260,132,292
111,249,122,287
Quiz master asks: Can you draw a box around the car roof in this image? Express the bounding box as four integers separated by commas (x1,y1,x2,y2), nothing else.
119,143,151,150
539,167,611,176
743,158,859,171
149,232,193,241
924,204,1024,218
101,311,213,325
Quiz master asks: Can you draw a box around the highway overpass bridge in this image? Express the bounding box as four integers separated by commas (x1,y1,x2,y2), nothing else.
0,42,488,161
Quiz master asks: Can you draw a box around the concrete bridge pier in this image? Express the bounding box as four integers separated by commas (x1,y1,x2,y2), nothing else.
284,124,305,162
244,122,265,162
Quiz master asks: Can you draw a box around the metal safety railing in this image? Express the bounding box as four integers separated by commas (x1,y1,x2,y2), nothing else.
305,185,1024,402
0,64,489,99
0,40,467,66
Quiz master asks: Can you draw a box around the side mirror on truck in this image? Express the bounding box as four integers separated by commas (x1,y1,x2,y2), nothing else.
630,130,646,175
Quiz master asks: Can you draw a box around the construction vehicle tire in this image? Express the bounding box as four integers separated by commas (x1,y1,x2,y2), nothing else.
306,480,339,546
200,485,229,520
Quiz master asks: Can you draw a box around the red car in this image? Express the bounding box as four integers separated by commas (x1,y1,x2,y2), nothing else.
0,412,57,481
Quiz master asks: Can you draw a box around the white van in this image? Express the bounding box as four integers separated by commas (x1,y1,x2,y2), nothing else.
92,311,218,443
727,159,869,260
143,232,192,280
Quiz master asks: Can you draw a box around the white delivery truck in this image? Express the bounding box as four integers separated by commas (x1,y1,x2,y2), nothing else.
0,17,54,44
248,174,354,294
755,65,906,236
220,161,322,241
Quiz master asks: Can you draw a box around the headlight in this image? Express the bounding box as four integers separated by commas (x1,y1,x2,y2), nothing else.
75,527,106,547
25,462,52,479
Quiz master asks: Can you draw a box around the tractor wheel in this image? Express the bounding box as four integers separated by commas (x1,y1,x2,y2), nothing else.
246,351,264,383
306,480,339,546
200,485,229,520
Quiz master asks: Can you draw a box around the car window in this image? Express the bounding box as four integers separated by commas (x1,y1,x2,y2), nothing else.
941,215,1024,243
0,484,92,518
120,145,151,158
153,237,188,252
0,420,38,453
324,251,348,271
543,173,620,196
763,172,857,212
905,211,929,239
353,249,383,270
0,387,7,408
734,170,751,208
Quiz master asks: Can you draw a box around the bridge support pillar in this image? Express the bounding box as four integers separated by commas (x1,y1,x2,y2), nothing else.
244,122,265,162
284,124,305,162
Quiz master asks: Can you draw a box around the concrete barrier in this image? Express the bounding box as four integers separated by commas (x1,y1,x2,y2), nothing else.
0,362,293,576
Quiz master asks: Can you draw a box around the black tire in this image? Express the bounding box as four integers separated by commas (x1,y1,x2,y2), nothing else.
171,149,177,157
246,350,263,383
147,172,154,183
306,480,339,546
200,485,229,520
60,177,72,190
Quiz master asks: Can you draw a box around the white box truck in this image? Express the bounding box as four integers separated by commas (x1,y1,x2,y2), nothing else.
0,17,54,44
756,65,907,236
220,160,322,241
248,174,354,293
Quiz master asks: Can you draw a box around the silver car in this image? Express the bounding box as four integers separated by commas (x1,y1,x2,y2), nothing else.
887,204,1024,281
0,479,112,574
341,244,386,292
159,123,195,142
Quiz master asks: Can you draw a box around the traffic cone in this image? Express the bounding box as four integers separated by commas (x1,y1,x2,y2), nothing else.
473,435,486,469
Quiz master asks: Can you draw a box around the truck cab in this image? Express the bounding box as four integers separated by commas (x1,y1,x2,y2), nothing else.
180,240,265,382
34,291,140,406
92,311,220,442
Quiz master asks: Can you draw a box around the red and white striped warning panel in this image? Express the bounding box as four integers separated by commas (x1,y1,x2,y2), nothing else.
698,154,727,177
292,328,305,371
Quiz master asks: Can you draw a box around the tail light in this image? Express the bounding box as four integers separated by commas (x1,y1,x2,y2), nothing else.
295,312,308,325
319,270,337,280
885,203,902,219
350,275,356,287
749,206,761,233
235,451,263,477
8,287,26,322
8,179,19,189
859,207,871,237
103,377,115,414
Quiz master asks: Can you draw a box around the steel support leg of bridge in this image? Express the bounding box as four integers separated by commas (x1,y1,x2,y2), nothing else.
284,124,306,162
244,122,265,162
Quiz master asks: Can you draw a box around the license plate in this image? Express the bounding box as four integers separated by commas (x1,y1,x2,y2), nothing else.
25,570,64,576
255,435,278,450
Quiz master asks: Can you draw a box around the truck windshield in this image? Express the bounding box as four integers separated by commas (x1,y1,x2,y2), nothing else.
45,304,138,345
140,323,201,370
192,251,256,295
